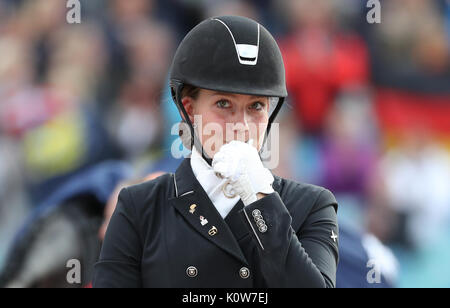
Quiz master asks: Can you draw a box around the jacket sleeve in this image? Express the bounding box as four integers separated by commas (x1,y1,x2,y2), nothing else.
235,189,339,288
93,188,143,288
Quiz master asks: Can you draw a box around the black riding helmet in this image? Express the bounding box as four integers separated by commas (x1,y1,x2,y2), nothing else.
169,15,287,165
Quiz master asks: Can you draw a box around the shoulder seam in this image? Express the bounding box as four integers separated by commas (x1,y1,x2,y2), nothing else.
311,188,338,214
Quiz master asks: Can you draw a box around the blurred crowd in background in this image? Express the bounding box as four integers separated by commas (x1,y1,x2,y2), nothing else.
0,0,449,287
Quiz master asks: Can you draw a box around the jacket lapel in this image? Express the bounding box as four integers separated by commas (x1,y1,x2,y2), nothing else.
169,159,248,266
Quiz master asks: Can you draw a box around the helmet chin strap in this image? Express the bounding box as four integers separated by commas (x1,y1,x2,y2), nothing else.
172,82,285,167
171,81,214,166
192,129,213,166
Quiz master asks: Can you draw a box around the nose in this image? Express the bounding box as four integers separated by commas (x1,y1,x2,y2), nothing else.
230,110,250,142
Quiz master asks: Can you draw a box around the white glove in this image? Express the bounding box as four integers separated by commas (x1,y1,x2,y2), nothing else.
212,140,274,206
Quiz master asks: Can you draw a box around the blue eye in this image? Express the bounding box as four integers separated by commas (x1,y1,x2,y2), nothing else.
216,100,230,109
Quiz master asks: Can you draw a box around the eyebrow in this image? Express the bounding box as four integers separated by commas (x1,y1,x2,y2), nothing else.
211,91,266,100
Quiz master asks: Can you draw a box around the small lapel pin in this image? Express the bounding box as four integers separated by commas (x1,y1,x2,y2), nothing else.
208,226,218,236
200,216,208,226
189,204,197,214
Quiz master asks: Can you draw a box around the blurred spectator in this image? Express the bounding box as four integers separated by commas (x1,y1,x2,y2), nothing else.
109,0,154,26
106,20,174,161
0,2,121,205
369,0,450,93
320,87,379,198
0,137,30,272
279,0,369,134
204,0,260,21
336,224,399,288
374,130,450,249
46,24,107,103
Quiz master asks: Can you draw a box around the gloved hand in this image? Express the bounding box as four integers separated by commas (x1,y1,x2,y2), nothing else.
212,140,274,206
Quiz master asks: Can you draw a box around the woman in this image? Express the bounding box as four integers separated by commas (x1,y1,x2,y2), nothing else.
93,15,339,288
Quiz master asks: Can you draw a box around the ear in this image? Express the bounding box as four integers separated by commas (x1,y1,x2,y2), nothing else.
181,96,195,123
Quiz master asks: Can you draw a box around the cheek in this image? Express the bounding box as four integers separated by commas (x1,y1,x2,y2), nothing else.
198,113,227,156
252,114,268,132
251,115,269,147
199,113,226,138
203,112,225,127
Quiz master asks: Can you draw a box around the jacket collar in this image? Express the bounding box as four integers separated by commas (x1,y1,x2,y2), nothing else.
172,158,196,197
170,158,283,266
170,158,248,265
